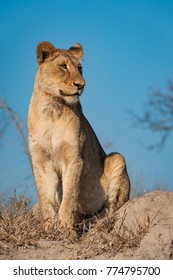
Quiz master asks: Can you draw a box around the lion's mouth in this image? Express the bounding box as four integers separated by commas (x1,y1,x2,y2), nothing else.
59,90,80,97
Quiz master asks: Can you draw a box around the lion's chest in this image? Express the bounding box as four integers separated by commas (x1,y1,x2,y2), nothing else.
36,115,83,166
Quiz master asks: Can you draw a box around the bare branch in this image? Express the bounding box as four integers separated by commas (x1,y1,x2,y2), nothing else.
128,81,173,150
0,96,30,160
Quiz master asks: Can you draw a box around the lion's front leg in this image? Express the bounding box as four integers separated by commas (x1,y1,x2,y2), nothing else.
30,146,60,231
101,153,130,213
59,158,83,231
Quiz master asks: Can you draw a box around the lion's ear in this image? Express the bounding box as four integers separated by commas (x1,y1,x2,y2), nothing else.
36,42,56,65
69,43,84,60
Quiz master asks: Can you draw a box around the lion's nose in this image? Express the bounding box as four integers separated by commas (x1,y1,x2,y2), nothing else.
73,82,85,90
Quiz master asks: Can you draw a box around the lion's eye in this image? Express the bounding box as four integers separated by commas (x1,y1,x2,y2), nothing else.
60,64,67,70
78,65,82,74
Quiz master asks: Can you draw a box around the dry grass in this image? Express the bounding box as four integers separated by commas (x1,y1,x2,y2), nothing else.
76,210,150,259
0,192,150,259
0,191,42,255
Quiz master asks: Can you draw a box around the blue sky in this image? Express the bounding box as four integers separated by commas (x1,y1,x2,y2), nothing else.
0,0,173,201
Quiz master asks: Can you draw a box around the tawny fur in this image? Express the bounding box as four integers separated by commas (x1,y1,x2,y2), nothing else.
27,41,130,232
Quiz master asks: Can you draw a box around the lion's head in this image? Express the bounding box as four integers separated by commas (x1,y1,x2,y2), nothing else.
36,41,85,103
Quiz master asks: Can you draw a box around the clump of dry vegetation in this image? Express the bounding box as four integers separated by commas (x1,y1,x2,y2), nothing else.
0,191,42,255
76,210,150,259
0,191,74,257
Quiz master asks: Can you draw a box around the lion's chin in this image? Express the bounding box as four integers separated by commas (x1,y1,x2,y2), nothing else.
58,90,79,104
59,90,84,104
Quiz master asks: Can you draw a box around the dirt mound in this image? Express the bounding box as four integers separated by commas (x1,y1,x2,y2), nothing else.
0,190,173,259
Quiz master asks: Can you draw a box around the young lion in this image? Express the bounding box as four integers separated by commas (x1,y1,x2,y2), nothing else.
27,41,130,233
